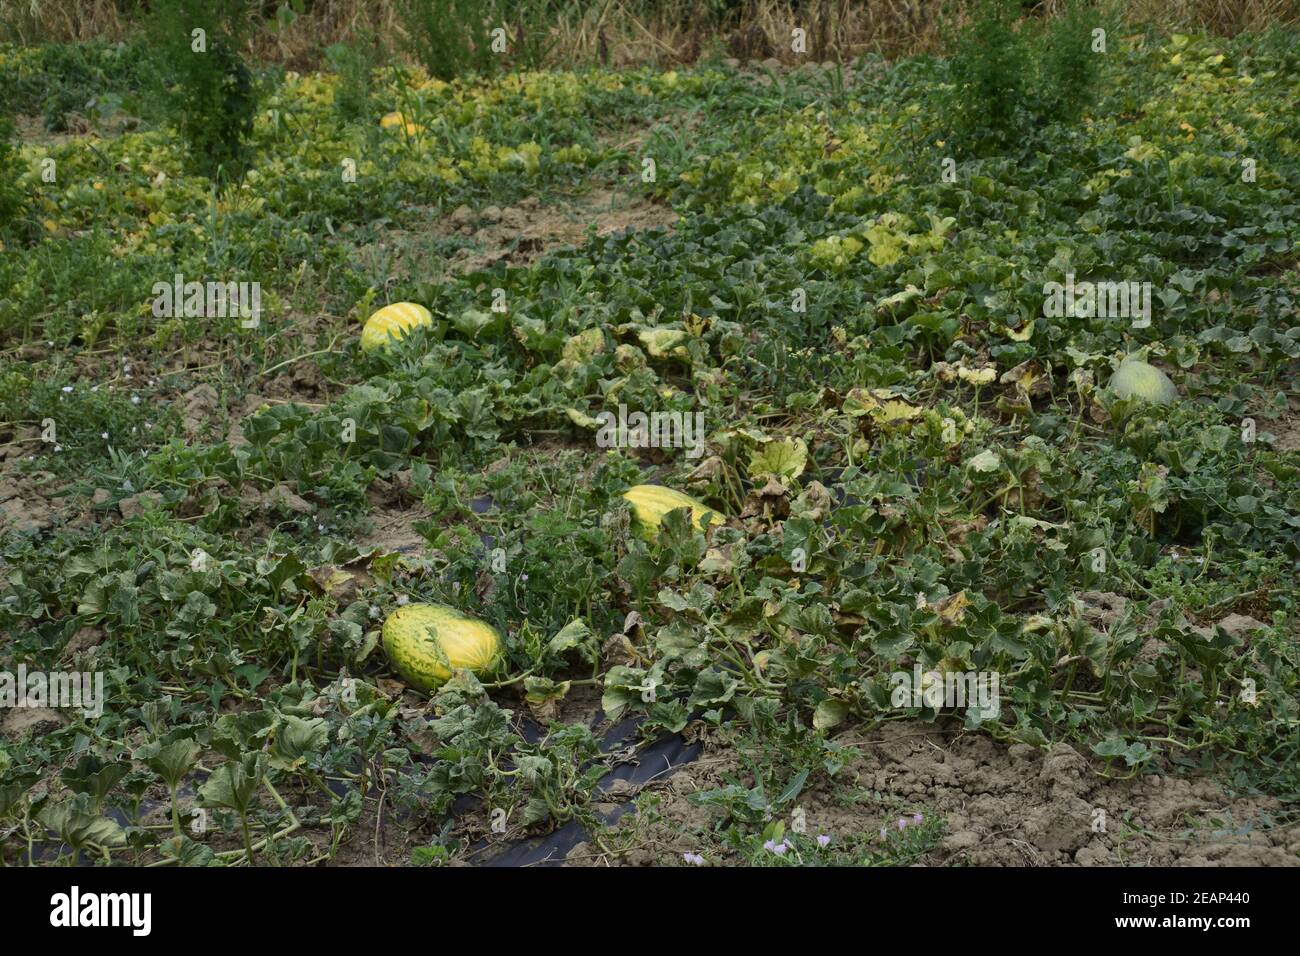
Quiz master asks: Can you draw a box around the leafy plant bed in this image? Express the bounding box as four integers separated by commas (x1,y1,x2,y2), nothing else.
2,22,1299,867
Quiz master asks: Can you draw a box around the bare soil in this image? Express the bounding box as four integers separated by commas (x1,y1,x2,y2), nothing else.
572,721,1299,866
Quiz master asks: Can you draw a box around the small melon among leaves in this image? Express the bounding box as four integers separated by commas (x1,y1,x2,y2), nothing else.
360,302,434,352
379,111,423,136
1107,359,1179,405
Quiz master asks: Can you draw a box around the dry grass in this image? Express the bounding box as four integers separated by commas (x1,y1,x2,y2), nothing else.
543,0,951,67
1123,0,1300,34
2,0,1297,67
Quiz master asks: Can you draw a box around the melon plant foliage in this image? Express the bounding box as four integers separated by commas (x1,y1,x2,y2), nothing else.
0,7,1299,868
0,116,25,236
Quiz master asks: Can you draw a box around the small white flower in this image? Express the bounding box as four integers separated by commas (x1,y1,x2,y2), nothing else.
396,594,410,606
131,395,141,405
61,386,73,393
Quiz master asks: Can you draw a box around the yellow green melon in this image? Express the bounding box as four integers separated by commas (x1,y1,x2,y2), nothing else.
1107,358,1179,405
360,302,434,352
622,484,725,540
379,111,423,136
382,603,503,692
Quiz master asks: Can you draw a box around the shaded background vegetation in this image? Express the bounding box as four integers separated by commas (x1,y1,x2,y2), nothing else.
3,0,1298,71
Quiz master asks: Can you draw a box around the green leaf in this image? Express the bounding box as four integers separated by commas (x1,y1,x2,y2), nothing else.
776,768,810,807
966,449,1002,473
601,665,650,721
748,437,808,482
60,755,129,807
38,794,126,850
135,738,201,790
688,668,738,709
523,676,571,715
452,308,496,338
635,327,690,358
265,552,306,593
545,619,596,662
211,709,277,760
199,752,265,815
269,715,329,771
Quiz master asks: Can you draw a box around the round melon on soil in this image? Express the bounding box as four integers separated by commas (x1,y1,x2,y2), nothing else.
1106,358,1179,405
382,603,503,692
360,302,434,352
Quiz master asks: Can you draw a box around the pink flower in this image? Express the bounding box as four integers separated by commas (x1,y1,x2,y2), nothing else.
817,834,831,848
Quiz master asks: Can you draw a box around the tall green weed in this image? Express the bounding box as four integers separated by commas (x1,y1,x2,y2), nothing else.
938,0,1108,156
396,0,554,81
142,0,260,184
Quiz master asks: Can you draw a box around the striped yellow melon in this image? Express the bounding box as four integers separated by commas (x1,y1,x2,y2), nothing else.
622,484,725,540
382,603,503,692
360,302,434,352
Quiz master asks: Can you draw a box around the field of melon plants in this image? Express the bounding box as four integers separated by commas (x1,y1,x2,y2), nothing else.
1,0,1299,875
